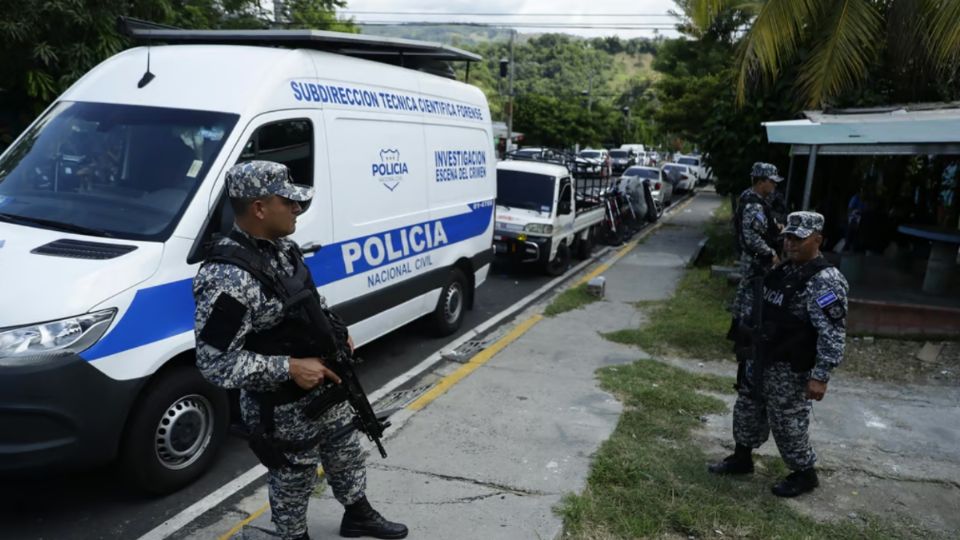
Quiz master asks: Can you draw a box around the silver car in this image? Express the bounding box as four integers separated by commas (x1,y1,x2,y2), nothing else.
622,165,673,219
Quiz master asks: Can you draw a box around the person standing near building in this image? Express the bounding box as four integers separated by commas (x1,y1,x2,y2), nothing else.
731,162,784,322
710,211,849,497
193,161,407,540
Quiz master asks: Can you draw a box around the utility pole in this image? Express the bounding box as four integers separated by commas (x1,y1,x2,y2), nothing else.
506,29,516,153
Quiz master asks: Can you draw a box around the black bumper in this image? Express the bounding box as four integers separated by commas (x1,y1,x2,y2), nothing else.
0,352,142,473
493,232,552,264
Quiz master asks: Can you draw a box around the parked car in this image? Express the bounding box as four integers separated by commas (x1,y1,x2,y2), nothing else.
509,147,563,162
608,149,635,175
675,154,706,184
622,165,673,219
661,163,697,192
578,148,611,179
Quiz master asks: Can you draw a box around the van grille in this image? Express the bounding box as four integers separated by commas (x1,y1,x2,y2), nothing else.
31,239,138,260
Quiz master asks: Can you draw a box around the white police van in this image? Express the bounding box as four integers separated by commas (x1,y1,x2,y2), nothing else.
0,21,494,493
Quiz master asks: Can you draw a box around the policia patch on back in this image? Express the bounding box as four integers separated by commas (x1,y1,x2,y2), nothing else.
816,291,845,322
199,293,247,350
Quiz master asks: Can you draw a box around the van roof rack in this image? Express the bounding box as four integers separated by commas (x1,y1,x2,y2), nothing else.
117,17,482,76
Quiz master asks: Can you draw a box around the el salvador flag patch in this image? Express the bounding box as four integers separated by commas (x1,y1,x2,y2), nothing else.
816,291,838,308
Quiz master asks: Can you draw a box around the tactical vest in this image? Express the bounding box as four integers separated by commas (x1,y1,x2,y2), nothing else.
759,258,833,372
204,230,343,466
735,190,780,258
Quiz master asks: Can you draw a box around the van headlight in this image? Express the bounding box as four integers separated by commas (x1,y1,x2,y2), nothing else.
0,309,116,359
524,223,553,235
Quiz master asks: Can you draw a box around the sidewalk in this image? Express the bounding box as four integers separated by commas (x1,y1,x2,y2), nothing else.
225,193,721,540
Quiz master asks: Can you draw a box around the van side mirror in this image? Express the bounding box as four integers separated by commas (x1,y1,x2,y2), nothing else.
557,200,572,215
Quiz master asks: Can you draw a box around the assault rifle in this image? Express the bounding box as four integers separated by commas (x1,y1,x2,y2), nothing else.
739,258,774,400
292,288,392,458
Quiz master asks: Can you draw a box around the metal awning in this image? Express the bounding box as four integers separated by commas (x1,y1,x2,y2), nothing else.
763,103,960,209
789,143,960,156
117,16,482,63
765,104,960,147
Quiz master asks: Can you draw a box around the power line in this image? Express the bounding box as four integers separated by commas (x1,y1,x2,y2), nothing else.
339,11,678,17
357,21,677,30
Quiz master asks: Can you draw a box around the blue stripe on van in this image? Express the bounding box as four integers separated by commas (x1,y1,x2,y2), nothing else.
80,202,493,362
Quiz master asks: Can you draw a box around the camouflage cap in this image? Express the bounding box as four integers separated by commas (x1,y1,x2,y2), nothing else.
751,162,784,182
226,160,314,202
782,211,825,239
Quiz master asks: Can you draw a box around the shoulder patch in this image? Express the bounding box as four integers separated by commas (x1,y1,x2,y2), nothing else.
199,293,247,350
816,291,839,308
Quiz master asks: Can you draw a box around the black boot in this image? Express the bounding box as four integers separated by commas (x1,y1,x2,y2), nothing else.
340,497,408,539
707,444,754,475
771,468,819,497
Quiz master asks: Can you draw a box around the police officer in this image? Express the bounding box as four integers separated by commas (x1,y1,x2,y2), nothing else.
193,161,407,540
710,211,848,497
731,162,784,321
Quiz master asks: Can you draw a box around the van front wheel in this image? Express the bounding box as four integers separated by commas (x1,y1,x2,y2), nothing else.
430,268,468,336
120,366,229,494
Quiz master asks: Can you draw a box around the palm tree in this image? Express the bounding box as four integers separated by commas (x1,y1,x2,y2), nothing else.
681,0,960,108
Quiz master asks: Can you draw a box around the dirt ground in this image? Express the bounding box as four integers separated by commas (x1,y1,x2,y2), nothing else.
659,354,960,538
844,338,960,386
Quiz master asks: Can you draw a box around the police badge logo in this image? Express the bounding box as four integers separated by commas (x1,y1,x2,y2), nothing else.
372,149,409,192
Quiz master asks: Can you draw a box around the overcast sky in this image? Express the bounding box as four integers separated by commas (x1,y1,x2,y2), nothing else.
337,0,682,39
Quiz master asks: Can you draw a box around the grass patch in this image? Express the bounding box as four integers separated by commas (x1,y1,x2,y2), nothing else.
544,284,600,317
557,360,926,539
605,268,735,361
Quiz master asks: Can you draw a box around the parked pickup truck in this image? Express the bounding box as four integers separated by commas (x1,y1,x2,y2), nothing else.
494,160,606,275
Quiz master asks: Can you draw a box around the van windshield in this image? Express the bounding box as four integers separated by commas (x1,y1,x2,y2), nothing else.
497,170,556,213
0,101,238,241
677,157,699,166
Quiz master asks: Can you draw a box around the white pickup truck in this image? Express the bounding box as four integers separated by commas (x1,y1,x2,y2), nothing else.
493,160,606,275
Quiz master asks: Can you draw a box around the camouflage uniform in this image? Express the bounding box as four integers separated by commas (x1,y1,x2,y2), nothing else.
733,212,848,471
732,163,784,319
193,161,365,540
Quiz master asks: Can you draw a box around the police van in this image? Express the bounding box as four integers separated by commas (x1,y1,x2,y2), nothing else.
0,20,494,493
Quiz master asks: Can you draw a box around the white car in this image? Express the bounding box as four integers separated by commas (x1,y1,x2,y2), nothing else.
622,165,673,218
578,148,611,178
661,163,697,192
675,154,712,185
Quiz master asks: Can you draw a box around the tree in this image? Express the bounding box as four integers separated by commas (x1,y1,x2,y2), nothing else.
0,0,353,147
653,7,794,195
683,0,960,108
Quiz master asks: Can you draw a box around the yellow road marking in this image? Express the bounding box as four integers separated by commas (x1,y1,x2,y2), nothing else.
407,314,543,411
218,467,325,540
218,504,269,540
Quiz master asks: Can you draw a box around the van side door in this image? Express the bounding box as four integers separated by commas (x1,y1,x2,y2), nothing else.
188,111,330,264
